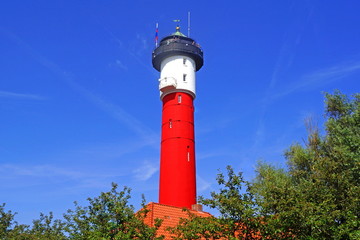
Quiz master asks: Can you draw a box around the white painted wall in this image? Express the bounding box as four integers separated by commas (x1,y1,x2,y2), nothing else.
159,55,196,99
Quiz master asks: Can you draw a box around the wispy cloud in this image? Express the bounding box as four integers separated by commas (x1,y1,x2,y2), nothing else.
0,90,44,100
196,174,212,193
108,59,128,71
0,164,125,180
133,160,158,181
106,29,157,77
0,164,84,179
273,61,360,99
0,163,126,191
78,88,158,145
67,141,156,163
197,147,238,161
252,119,265,150
135,33,149,56
1,27,158,146
253,4,313,150
115,59,127,70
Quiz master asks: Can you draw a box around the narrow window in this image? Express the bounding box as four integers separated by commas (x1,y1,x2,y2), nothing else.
169,119,172,128
178,94,182,103
187,146,190,162
183,74,187,82
183,58,186,65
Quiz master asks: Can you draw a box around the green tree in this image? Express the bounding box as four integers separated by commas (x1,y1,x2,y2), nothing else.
0,203,17,239
63,182,163,240
172,91,359,239
168,212,223,240
253,91,360,239
169,166,261,240
1,184,164,240
6,212,67,240
199,166,260,239
27,212,67,239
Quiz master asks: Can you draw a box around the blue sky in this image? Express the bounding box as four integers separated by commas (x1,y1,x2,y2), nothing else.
1,0,359,224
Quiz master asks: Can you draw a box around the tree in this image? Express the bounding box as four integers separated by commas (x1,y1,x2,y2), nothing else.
63,182,163,240
26,212,67,239
0,203,17,239
168,212,223,240
6,212,67,240
253,91,360,239
1,184,164,240
172,91,359,239
169,166,261,240
199,166,261,239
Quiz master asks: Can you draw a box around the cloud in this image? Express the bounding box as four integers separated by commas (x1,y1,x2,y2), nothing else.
196,174,212,193
197,147,237,161
68,141,155,163
106,29,157,77
300,60,360,86
79,88,159,145
61,76,159,146
136,33,149,55
252,118,265,151
109,59,128,71
252,5,314,151
273,61,360,99
1,28,158,146
133,160,158,181
0,164,111,180
0,90,44,100
0,163,126,192
115,59,128,70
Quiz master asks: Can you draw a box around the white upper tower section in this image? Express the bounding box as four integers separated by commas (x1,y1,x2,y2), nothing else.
152,26,204,100
159,55,196,99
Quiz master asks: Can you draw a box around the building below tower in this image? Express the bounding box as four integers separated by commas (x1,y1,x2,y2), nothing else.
143,202,211,239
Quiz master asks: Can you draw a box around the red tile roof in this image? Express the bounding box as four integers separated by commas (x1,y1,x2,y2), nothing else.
142,202,212,239
142,202,264,239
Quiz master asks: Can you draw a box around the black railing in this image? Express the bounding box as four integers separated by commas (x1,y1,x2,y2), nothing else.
152,39,204,72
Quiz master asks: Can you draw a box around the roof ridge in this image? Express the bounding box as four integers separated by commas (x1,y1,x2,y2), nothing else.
146,202,212,215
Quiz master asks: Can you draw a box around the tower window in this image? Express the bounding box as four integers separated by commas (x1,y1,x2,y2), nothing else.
169,119,172,128
183,58,186,65
178,95,182,103
183,74,187,82
187,146,190,162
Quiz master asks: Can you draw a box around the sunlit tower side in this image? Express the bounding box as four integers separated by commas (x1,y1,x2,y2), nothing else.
152,25,204,209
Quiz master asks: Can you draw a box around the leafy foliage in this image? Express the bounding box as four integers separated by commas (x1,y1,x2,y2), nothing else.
0,204,66,240
199,166,261,239
0,203,17,239
171,91,359,239
63,182,163,240
168,212,223,240
169,166,261,239
1,183,163,239
253,91,360,239
12,212,67,240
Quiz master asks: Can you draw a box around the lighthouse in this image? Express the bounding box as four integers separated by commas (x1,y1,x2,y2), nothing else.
152,25,204,209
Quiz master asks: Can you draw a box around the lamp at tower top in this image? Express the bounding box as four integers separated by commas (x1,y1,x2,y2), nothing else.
152,25,204,72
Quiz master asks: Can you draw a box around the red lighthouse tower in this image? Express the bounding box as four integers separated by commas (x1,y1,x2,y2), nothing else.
152,26,204,209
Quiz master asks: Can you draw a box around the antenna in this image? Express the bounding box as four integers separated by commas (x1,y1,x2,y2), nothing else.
188,12,191,37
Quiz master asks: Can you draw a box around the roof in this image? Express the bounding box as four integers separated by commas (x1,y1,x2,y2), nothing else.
142,202,211,239
141,202,264,239
171,26,186,37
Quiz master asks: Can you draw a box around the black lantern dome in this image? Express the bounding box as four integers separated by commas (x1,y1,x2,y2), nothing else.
152,26,203,72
